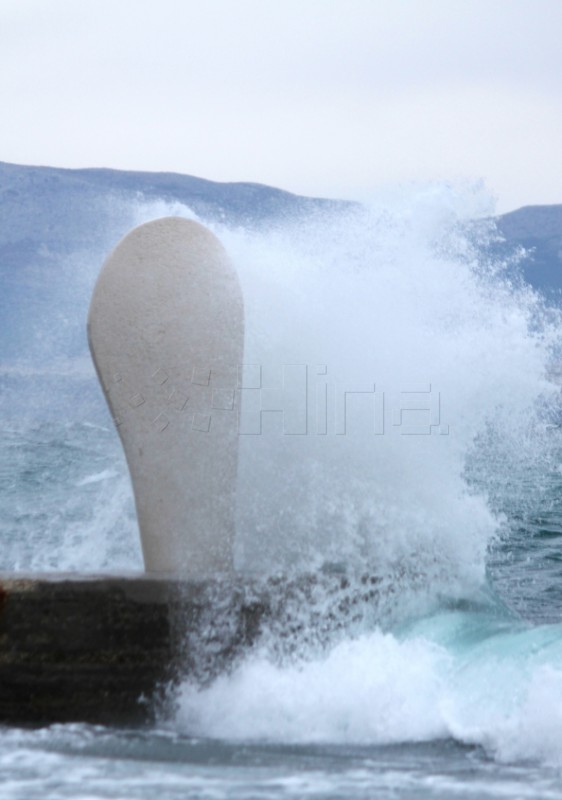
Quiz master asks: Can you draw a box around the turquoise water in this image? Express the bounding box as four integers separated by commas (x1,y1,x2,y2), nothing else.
2,188,562,797
2,419,562,798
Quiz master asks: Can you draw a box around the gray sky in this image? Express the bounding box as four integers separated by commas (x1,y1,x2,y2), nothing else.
1,0,561,212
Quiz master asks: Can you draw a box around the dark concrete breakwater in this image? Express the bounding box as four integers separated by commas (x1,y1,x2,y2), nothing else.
0,574,267,726
0,571,381,726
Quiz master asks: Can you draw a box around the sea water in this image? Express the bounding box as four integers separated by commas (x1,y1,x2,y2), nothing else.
2,185,562,798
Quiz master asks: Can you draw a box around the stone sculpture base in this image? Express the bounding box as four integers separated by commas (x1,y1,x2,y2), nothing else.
0,571,380,726
0,574,265,726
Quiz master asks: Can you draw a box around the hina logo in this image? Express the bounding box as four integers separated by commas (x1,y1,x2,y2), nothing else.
113,363,449,436
238,365,449,436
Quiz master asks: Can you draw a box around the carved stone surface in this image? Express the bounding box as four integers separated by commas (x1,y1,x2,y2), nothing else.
88,218,244,575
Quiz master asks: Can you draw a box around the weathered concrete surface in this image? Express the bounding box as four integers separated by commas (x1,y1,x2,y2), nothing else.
0,571,382,727
0,573,265,727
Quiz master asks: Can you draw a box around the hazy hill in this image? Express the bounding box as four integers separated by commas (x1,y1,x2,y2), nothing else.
0,161,344,364
495,205,562,297
1,160,561,368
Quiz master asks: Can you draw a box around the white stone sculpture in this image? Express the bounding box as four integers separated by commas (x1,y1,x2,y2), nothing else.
88,217,243,575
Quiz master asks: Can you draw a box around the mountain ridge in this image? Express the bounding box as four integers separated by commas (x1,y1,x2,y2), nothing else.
1,160,561,367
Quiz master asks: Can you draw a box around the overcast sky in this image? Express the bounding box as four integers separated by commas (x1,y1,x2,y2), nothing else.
1,0,561,212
